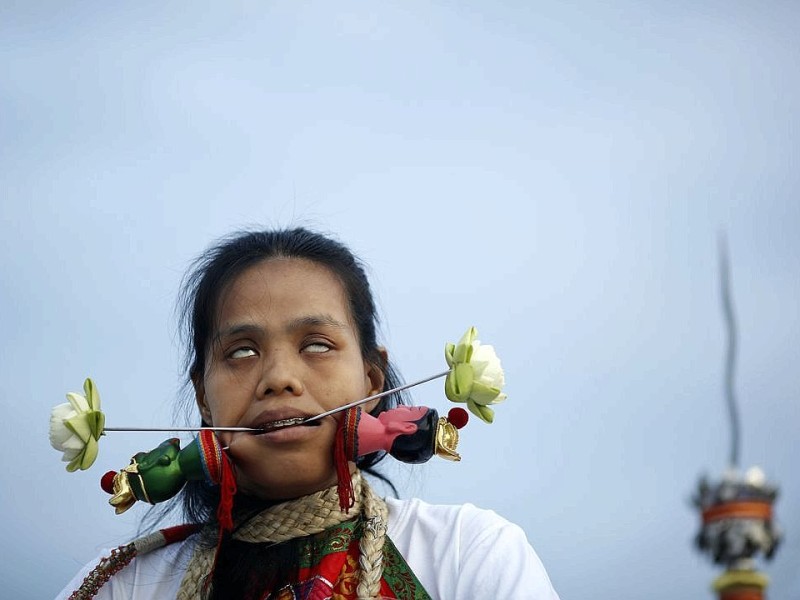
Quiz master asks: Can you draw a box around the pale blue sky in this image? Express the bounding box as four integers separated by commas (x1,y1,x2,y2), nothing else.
2,2,798,598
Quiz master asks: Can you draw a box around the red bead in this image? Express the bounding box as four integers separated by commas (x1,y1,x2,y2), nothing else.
100,471,117,494
447,407,469,429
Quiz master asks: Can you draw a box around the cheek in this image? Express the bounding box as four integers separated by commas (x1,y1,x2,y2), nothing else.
202,373,246,423
317,372,372,411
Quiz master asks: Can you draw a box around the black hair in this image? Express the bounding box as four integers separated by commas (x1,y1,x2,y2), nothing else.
173,227,407,597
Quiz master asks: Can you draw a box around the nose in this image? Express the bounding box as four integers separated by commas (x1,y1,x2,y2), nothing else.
259,350,304,398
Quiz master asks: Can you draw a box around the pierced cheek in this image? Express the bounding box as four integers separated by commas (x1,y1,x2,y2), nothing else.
224,434,247,459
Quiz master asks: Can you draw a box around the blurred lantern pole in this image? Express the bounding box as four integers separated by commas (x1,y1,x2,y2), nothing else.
692,237,781,600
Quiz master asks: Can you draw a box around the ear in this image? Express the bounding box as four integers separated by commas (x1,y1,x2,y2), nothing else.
192,373,213,425
363,347,388,412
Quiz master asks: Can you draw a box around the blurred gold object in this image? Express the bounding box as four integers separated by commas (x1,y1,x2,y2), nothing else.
108,463,139,515
434,417,461,461
712,570,769,592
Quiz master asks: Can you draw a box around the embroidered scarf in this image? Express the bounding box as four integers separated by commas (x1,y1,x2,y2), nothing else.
177,472,431,600
266,517,430,600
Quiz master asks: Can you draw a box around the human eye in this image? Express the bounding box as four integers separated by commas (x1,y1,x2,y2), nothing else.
227,346,257,359
302,339,332,354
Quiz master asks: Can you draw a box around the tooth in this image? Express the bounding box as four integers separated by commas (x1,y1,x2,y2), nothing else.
260,417,305,430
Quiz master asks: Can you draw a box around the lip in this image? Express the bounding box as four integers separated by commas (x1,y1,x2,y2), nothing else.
247,408,324,433
250,422,323,444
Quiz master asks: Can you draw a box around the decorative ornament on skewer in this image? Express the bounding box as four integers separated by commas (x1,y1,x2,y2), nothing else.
49,378,105,471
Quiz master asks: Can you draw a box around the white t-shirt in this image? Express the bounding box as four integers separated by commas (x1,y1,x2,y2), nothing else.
56,498,560,600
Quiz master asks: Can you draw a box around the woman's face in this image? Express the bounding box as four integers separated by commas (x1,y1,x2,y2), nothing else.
195,257,385,500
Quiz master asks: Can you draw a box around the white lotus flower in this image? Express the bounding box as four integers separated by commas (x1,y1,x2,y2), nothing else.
444,326,507,423
49,378,105,471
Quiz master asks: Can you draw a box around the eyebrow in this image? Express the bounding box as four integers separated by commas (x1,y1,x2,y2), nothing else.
214,314,347,342
285,314,348,331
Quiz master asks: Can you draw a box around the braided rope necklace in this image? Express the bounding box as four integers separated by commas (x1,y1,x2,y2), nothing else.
177,470,388,599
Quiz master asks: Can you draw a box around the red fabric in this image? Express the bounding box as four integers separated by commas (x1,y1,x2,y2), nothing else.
160,524,201,545
334,416,356,513
217,453,237,533
196,430,238,590
270,532,397,600
195,430,236,532
207,453,238,592
198,429,222,483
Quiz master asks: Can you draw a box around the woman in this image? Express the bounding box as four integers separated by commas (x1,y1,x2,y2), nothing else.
58,228,559,599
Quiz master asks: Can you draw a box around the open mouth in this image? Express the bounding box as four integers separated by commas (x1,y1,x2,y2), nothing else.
255,417,322,432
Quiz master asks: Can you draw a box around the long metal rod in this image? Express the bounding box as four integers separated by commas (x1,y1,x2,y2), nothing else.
101,369,450,433
104,426,260,432
303,369,449,424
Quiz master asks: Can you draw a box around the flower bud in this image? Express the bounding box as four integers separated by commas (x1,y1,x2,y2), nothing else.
49,378,105,471
444,327,507,423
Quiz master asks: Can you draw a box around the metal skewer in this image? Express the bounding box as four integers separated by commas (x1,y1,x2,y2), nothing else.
101,370,450,434
302,369,449,424
104,426,262,433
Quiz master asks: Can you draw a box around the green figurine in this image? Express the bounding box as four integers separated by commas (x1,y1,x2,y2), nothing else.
101,430,228,514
